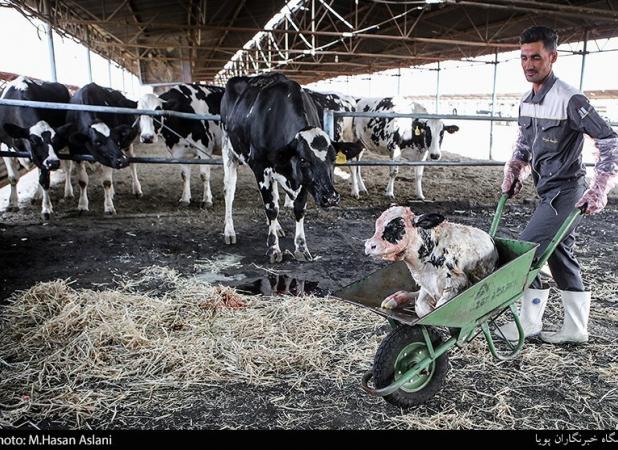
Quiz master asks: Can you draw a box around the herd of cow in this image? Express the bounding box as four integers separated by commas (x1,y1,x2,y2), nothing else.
0,72,459,262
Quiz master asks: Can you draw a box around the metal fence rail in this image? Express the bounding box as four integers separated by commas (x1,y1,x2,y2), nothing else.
0,98,220,121
0,99,612,169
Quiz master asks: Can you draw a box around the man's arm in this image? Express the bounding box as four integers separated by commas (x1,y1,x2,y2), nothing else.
568,95,618,214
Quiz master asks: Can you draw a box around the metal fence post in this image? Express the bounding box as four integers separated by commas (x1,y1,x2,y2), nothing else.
489,50,499,160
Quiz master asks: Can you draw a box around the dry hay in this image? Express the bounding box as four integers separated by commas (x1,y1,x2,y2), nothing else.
0,266,381,428
1,266,616,429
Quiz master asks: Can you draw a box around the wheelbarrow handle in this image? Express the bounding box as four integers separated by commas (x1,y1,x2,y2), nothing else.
489,193,509,238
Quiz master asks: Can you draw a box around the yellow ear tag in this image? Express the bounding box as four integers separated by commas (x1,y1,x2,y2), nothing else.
336,151,347,164
414,126,421,136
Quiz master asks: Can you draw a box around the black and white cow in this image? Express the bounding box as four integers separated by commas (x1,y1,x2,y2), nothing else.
66,83,140,215
354,97,459,200
220,72,344,263
303,89,366,198
0,76,72,219
137,84,225,207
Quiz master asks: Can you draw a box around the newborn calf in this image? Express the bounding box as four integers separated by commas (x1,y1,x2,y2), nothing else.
365,206,498,317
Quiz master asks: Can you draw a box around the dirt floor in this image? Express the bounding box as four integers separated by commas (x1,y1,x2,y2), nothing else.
0,142,616,429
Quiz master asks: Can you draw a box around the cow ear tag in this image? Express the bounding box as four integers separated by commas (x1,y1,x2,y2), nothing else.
336,151,347,164
414,126,421,136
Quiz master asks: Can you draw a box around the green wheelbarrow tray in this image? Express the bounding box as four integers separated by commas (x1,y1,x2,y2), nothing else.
333,194,583,400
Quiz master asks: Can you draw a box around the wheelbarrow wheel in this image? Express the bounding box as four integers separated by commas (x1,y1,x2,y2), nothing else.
373,325,448,408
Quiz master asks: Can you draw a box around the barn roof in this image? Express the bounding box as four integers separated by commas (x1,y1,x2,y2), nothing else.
8,1,618,86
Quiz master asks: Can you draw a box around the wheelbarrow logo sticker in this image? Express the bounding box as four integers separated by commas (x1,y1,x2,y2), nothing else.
473,284,491,310
473,280,518,311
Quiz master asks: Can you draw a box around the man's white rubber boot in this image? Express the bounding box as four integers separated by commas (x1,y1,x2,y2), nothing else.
540,290,590,344
497,288,549,341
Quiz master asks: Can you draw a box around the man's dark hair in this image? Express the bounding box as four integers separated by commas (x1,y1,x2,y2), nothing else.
520,26,559,51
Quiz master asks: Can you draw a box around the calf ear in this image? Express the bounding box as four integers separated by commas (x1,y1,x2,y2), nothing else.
413,213,445,229
3,123,29,139
444,125,459,134
332,141,363,159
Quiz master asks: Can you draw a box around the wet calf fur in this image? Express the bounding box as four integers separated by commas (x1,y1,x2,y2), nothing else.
365,206,498,317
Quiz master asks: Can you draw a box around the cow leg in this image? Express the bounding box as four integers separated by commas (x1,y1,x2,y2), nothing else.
76,161,89,212
284,193,294,209
31,173,44,204
258,170,282,263
357,150,368,194
222,140,238,244
199,164,213,209
293,188,312,262
350,159,360,199
101,166,116,215
126,144,143,198
385,145,401,200
2,151,20,211
415,165,426,201
38,168,53,220
62,160,74,199
179,164,191,206
271,183,286,236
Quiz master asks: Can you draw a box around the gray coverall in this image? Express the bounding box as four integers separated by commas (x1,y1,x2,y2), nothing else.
512,72,618,291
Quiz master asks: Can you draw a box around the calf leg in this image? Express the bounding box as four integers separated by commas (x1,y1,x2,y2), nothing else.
385,145,401,200
76,161,89,212
101,165,116,215
222,139,238,244
415,288,436,318
199,164,213,209
436,272,469,309
62,160,74,199
38,168,53,220
126,144,143,198
293,188,312,261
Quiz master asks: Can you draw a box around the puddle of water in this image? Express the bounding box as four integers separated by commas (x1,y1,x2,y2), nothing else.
235,274,330,297
195,272,247,284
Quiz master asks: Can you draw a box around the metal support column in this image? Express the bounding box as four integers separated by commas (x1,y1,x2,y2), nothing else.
397,68,401,96
435,62,441,114
579,30,588,92
46,24,57,82
489,50,499,160
107,59,113,88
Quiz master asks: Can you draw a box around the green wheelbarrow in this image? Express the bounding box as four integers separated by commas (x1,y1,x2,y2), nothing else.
333,194,582,408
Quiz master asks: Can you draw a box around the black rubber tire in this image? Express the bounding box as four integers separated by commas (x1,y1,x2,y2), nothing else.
373,325,449,408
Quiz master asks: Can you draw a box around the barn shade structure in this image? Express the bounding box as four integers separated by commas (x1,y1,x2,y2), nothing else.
4,0,618,86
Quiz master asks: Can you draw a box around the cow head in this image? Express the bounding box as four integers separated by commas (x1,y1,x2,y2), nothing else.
408,119,459,160
4,121,71,171
137,93,164,143
276,127,341,208
69,121,132,169
365,206,445,261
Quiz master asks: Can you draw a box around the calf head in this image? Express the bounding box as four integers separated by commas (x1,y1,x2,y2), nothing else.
69,121,132,169
365,206,445,261
276,127,341,208
4,121,71,171
406,119,459,160
137,93,164,143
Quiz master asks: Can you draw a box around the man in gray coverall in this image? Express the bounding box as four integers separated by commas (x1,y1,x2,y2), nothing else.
499,26,618,344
